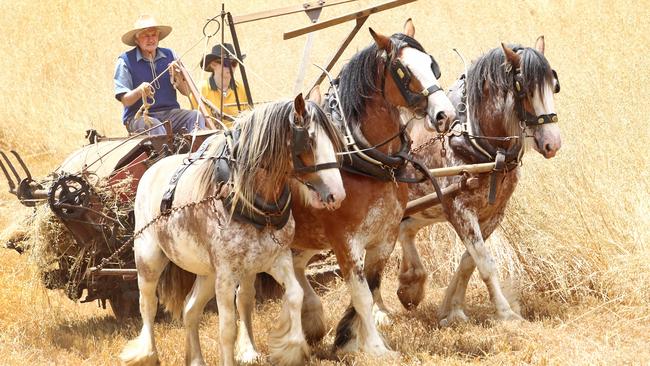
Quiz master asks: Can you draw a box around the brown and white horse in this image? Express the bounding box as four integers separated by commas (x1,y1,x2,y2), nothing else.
120,95,346,366
286,20,454,356
396,36,561,325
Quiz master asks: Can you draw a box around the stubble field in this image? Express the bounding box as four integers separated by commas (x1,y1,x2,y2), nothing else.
0,0,648,365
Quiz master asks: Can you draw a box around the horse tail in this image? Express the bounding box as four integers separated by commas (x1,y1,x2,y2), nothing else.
157,263,196,320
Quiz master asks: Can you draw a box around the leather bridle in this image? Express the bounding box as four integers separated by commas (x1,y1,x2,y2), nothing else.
380,34,445,131
289,109,340,174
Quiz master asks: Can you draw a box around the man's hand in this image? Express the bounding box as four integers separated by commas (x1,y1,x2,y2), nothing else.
139,82,154,98
169,60,190,96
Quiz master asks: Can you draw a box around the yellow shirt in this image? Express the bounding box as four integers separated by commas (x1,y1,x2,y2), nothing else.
192,78,250,128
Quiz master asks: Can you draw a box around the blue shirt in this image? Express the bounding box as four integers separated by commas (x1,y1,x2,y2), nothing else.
113,47,179,100
114,47,180,123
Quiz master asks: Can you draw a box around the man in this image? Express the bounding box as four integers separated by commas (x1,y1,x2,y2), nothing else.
114,14,205,135
193,43,250,128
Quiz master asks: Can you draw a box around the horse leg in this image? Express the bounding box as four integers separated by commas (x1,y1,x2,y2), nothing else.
120,238,169,366
396,218,428,309
183,274,216,366
332,240,393,357
450,214,523,323
215,273,238,366
267,249,310,366
235,273,261,364
438,250,475,326
365,239,396,326
292,249,326,344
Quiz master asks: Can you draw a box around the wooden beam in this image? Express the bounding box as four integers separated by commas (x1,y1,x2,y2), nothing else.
404,177,480,217
284,0,417,40
231,0,357,25
428,162,496,177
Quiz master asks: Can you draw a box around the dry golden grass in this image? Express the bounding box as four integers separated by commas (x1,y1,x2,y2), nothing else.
0,0,648,365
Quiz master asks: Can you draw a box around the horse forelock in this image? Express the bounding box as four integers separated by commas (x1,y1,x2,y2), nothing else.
230,101,295,211
467,44,555,136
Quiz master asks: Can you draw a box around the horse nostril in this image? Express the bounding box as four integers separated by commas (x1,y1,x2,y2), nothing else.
327,193,335,203
435,111,447,122
545,143,552,153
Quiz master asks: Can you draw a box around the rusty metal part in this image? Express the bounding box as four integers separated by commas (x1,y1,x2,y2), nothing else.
1,150,47,206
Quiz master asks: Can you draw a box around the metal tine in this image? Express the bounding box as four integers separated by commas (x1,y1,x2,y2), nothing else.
0,153,17,193
10,150,32,180
0,150,22,184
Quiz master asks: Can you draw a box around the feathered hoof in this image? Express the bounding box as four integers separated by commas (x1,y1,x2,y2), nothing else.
119,337,159,366
396,269,426,310
269,340,310,366
372,306,392,327
439,308,469,328
496,310,525,322
302,307,326,344
236,348,262,365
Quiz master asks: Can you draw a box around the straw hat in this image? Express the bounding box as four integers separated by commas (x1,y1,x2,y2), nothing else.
121,14,172,47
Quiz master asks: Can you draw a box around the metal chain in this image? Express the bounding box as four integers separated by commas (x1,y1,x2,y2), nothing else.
91,190,224,273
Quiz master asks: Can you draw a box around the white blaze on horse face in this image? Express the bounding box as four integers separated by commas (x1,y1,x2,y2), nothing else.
400,48,455,131
530,82,562,158
309,123,345,209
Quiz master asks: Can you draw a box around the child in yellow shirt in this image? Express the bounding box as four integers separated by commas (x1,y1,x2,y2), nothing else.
193,43,250,128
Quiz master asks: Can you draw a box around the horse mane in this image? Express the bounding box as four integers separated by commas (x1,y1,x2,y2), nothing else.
466,44,555,125
194,99,341,213
337,33,420,128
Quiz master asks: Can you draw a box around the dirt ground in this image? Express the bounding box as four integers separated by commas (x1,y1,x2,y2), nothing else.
1,0,649,365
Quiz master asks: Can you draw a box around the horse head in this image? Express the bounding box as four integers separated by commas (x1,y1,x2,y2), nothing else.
501,36,562,158
370,19,456,133
290,93,346,210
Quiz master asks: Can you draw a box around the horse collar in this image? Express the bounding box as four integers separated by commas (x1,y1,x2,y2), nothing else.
160,130,292,230
447,75,523,168
324,82,412,182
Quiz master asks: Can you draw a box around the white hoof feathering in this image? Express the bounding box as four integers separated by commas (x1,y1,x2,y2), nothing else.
439,308,469,327
236,348,262,364
372,305,392,326
119,336,158,366
269,340,310,366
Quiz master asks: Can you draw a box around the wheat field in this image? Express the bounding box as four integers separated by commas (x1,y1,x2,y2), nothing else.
0,0,648,365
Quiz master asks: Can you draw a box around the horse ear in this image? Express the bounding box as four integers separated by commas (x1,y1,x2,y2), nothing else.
403,18,415,37
308,85,322,105
535,35,545,55
501,42,521,67
293,93,306,125
369,27,391,52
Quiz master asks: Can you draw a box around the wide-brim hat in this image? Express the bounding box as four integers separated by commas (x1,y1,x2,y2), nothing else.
121,14,172,47
200,43,246,72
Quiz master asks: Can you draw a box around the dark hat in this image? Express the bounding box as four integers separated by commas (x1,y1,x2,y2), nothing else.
200,43,246,71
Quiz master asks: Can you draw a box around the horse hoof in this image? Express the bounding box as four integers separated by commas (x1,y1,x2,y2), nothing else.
372,306,392,326
120,335,159,366
498,310,525,322
396,272,426,310
439,309,469,327
236,349,262,364
269,340,309,366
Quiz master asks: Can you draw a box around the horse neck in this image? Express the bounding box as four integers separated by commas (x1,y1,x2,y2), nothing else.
248,168,287,203
473,91,517,150
358,94,402,154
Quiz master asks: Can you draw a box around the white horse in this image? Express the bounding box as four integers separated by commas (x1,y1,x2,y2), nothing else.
120,94,346,366
396,37,562,325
